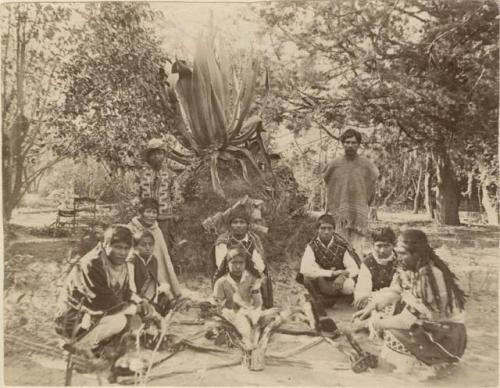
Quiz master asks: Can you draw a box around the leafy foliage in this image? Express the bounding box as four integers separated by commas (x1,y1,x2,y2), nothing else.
53,2,178,169
2,3,76,219
257,0,499,224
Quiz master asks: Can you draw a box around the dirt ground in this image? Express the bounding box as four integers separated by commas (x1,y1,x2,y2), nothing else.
3,212,499,387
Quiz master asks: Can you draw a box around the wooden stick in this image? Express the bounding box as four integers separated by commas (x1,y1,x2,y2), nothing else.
123,358,242,385
276,328,318,336
268,336,323,359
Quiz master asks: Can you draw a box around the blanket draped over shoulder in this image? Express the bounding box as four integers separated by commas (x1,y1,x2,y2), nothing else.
128,216,181,297
324,156,378,234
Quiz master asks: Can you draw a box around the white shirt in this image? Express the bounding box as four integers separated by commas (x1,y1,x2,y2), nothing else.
213,270,262,309
299,237,359,278
215,234,266,274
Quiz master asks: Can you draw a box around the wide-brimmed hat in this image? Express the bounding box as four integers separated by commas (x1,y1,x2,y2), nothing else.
142,138,166,160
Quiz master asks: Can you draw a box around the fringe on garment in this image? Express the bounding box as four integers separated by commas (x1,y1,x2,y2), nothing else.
331,211,369,235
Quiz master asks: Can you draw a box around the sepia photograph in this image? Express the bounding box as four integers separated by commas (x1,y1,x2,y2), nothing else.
2,0,498,386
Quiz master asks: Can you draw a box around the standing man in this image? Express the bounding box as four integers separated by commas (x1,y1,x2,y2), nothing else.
135,138,176,251
324,128,379,255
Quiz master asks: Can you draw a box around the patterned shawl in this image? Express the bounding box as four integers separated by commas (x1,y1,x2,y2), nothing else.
128,216,181,297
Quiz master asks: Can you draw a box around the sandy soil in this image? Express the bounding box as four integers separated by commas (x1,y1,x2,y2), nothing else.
4,213,499,387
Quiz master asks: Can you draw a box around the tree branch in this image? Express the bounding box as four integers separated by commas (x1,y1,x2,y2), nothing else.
313,119,340,141
14,155,67,209
393,6,429,23
2,6,13,118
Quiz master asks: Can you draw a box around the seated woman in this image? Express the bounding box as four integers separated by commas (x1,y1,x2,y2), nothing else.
128,198,182,300
54,226,158,359
214,247,262,310
214,207,273,308
353,229,466,374
354,227,397,310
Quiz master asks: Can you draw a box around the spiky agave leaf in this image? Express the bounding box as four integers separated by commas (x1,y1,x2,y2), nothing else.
256,307,282,328
230,115,262,145
237,159,250,183
166,147,194,166
209,152,225,198
256,308,297,352
225,145,266,181
192,34,227,146
172,60,207,147
220,308,254,350
216,37,235,126
225,67,243,137
228,56,259,141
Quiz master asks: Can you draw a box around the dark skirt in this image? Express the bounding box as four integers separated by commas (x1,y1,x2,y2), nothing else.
389,321,467,366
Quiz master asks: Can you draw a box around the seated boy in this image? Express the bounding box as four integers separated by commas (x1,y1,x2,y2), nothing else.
214,247,263,310
214,207,273,308
297,214,360,331
128,198,182,300
54,225,157,358
127,230,172,316
354,227,397,310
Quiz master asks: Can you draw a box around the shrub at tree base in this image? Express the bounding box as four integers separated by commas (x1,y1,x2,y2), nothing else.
169,159,308,275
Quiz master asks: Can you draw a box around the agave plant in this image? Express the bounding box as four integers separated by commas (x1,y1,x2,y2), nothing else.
215,306,304,371
161,30,269,198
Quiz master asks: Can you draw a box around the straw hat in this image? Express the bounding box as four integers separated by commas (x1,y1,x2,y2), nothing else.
142,138,166,160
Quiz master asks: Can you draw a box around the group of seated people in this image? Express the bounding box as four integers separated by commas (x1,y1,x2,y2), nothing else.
54,198,467,376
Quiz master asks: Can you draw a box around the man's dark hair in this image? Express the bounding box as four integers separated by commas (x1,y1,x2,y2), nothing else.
228,206,250,226
399,229,466,312
340,129,362,144
104,225,133,247
139,197,159,214
317,214,335,228
133,229,155,246
370,227,396,244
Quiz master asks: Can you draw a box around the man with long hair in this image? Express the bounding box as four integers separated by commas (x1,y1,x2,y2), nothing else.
353,229,466,374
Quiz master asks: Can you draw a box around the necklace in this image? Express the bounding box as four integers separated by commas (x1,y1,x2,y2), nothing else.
107,262,126,287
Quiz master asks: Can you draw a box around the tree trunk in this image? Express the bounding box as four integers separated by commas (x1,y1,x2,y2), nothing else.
368,206,378,221
413,164,423,214
382,186,397,207
432,150,460,225
4,115,29,221
33,173,44,193
480,175,499,226
3,12,28,221
424,154,435,219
